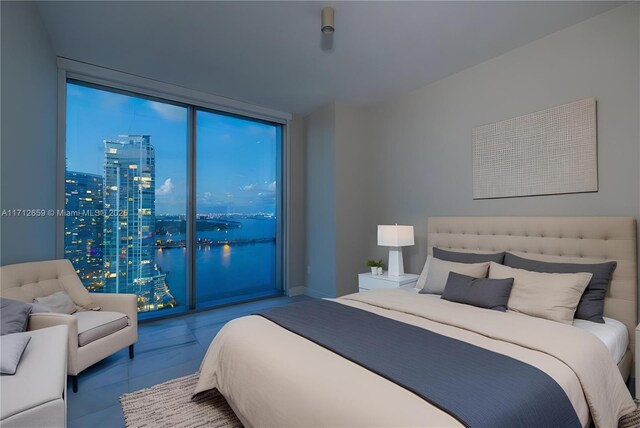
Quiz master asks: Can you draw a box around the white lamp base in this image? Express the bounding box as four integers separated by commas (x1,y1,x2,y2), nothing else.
387,247,405,277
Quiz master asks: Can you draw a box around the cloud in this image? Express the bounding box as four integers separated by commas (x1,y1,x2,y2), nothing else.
156,178,174,195
241,183,256,191
149,101,185,122
267,181,277,192
99,91,128,109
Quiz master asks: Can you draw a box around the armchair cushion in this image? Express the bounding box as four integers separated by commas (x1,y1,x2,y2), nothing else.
1,298,32,335
0,326,67,423
33,291,76,315
75,311,128,347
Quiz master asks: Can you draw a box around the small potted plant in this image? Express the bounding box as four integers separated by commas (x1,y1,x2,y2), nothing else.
366,259,379,275
366,259,385,275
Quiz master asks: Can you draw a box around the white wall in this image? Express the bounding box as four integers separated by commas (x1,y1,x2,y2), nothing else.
362,3,640,275
287,114,307,291
303,3,640,298
304,103,337,297
303,102,373,297
1,1,58,265
335,103,373,296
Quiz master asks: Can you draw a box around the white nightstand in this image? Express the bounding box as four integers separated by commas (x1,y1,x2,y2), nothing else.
358,272,419,292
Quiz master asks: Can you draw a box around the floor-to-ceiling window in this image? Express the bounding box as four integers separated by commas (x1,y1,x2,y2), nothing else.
64,80,284,318
195,109,281,307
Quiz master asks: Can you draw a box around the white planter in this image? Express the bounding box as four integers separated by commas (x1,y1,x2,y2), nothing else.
377,267,383,275
370,267,378,275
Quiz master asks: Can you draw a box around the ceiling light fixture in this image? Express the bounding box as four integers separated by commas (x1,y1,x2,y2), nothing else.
321,7,334,34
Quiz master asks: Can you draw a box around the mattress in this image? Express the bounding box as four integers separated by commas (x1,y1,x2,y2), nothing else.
574,317,629,364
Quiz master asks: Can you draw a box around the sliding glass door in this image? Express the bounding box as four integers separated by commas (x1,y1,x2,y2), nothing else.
64,80,283,318
195,110,282,307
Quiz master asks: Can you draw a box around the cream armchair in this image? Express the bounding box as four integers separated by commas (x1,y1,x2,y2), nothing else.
0,259,138,392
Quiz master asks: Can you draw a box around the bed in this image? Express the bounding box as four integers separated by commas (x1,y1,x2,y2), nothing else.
195,217,638,428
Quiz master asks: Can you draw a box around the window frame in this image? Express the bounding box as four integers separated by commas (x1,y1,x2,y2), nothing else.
57,58,291,316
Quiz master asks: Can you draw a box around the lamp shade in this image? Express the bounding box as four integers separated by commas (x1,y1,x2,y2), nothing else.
377,225,414,247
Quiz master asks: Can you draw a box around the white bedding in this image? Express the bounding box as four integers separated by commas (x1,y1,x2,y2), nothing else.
574,317,629,364
195,288,636,428
415,287,630,363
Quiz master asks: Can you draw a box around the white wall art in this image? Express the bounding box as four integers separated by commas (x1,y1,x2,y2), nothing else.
472,98,597,199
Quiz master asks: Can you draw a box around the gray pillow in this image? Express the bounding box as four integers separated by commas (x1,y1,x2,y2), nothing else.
503,253,616,323
0,333,31,375
0,298,32,335
441,271,514,312
434,248,505,264
33,291,77,315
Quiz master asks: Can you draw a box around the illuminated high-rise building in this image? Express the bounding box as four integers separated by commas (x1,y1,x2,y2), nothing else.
64,171,104,290
102,135,171,311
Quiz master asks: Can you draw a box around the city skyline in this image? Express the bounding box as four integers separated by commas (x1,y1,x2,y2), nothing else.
64,82,280,313
64,171,104,290
66,135,177,312
66,82,279,215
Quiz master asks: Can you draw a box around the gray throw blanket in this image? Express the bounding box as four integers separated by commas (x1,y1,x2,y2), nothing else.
256,299,581,428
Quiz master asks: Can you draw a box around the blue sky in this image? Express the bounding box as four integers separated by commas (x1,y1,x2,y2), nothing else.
66,83,278,215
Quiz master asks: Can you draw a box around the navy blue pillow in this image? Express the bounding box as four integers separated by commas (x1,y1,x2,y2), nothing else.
441,272,514,312
503,253,616,323
433,247,505,264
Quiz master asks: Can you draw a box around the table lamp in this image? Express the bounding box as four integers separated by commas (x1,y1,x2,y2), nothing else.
377,225,415,277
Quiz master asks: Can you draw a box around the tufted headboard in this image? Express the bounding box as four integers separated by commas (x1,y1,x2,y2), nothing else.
427,217,637,377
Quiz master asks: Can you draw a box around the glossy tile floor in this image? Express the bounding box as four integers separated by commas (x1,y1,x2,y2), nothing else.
67,295,311,428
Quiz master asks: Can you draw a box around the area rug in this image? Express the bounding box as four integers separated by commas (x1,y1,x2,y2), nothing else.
121,373,640,428
620,401,640,428
120,373,242,428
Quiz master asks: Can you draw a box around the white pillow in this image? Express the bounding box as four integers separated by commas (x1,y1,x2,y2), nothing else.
417,256,490,294
488,262,592,325
33,291,77,315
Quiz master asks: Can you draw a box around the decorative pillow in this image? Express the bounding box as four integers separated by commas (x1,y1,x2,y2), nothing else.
60,272,101,311
434,248,505,264
417,256,490,294
33,291,77,315
503,253,617,323
488,262,592,324
0,333,31,375
0,298,32,335
28,302,52,314
441,272,514,312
